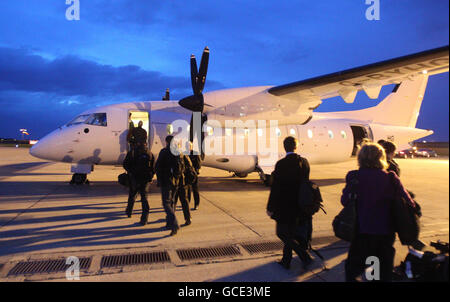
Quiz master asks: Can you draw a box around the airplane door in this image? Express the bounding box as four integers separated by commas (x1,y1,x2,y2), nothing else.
350,124,373,156
128,110,151,149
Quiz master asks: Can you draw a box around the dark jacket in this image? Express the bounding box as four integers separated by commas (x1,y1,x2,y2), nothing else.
387,159,400,177
123,150,154,184
179,154,196,187
341,168,415,235
267,153,310,224
189,154,202,174
155,147,181,188
132,127,147,145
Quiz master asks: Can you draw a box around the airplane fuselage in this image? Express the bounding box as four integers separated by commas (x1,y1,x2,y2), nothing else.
30,86,431,177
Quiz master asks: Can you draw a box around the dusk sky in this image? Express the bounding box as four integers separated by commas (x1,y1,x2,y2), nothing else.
0,0,448,141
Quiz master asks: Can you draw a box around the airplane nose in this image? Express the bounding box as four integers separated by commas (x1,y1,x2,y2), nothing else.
29,129,66,161
29,140,48,159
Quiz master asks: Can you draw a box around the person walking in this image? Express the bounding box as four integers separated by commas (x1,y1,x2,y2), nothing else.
155,135,182,236
342,142,416,282
379,140,401,177
123,143,155,226
176,148,194,226
266,136,314,270
189,150,202,210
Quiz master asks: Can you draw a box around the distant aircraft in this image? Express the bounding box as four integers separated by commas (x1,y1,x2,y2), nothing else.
30,46,449,184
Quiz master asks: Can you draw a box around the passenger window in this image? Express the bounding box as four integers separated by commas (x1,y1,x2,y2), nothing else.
328,130,334,139
290,128,296,136
85,113,107,127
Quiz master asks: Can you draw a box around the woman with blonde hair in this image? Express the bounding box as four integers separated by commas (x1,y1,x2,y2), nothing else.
341,142,416,282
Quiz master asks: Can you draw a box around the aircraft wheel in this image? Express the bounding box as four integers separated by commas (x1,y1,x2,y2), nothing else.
263,174,272,187
234,172,248,178
70,173,88,185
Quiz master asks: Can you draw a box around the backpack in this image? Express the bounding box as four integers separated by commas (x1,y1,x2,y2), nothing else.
298,180,326,217
390,171,421,246
297,157,326,217
133,152,154,182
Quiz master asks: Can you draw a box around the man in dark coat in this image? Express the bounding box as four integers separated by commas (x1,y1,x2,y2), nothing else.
267,136,314,269
155,135,182,236
123,144,154,225
175,151,194,225
189,151,202,210
131,120,147,149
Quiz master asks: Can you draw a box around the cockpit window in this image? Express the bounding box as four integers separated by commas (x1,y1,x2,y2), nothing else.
66,113,107,127
85,113,107,126
66,114,91,126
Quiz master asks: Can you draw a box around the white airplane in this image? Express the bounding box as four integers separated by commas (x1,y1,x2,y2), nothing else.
30,46,449,184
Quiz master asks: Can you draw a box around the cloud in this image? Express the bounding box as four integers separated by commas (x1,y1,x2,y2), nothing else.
0,47,223,100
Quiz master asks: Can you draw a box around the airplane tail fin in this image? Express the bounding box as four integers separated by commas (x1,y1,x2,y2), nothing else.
357,75,429,127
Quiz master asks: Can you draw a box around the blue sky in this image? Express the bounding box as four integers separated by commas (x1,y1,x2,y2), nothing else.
0,0,448,140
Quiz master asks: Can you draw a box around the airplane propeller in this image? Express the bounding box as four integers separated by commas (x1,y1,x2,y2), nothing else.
178,47,210,157
179,46,209,112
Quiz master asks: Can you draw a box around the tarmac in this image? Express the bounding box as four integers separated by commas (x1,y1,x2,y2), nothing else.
0,146,448,282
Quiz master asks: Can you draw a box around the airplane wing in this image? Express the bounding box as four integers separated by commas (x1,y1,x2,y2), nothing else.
269,45,449,103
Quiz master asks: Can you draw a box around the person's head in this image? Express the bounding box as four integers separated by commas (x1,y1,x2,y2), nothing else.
138,120,143,128
283,136,298,153
357,142,388,170
381,141,397,160
165,135,174,147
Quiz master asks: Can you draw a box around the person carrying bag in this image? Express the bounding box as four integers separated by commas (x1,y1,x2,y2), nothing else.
337,142,417,282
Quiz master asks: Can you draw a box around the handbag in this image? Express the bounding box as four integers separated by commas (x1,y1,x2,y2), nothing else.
118,172,130,187
332,173,359,242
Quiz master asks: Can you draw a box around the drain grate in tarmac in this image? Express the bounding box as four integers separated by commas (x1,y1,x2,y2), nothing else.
101,251,170,268
8,257,91,276
177,246,241,261
242,241,284,254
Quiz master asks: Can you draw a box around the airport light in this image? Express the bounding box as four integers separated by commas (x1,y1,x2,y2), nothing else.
19,128,30,140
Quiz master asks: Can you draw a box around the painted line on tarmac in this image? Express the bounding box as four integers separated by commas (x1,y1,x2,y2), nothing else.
199,193,263,237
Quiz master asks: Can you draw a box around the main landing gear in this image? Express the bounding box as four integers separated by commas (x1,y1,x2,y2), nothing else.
256,166,272,187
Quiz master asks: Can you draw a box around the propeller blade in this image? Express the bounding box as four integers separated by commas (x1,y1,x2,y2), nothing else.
190,54,199,94
179,94,204,112
197,47,209,93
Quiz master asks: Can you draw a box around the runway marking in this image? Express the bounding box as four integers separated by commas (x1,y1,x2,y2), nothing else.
0,186,60,229
199,193,263,237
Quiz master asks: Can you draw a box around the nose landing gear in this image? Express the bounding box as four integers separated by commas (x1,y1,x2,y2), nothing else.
70,164,93,185
70,173,90,185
